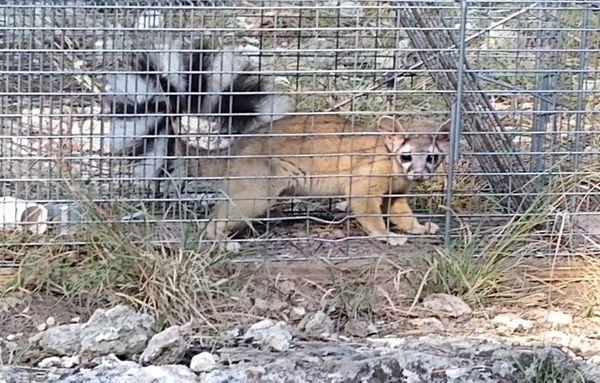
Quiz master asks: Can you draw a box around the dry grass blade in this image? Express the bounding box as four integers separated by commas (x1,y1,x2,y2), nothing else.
0,175,245,328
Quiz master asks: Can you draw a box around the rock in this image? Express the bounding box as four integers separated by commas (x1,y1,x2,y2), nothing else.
38,356,62,368
271,299,288,312
46,316,56,327
56,354,198,383
344,318,378,338
243,319,292,352
6,333,21,341
253,298,270,315
140,365,198,383
445,366,471,379
36,323,47,332
226,328,241,338
422,293,472,317
80,305,155,358
492,313,534,332
278,281,296,296
545,310,573,327
0,296,22,312
38,323,82,356
301,311,335,338
3,339,600,383
200,370,248,383
61,355,80,368
190,351,217,373
409,317,445,332
290,307,306,322
366,337,406,348
543,330,587,353
28,332,43,345
139,323,190,365
70,316,81,323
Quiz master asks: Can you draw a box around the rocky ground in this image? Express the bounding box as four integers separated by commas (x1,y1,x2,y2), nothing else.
2,296,600,383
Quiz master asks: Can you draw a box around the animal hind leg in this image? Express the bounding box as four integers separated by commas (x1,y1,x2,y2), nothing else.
203,178,279,241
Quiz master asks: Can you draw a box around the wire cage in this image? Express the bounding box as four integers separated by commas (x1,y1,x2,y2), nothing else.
1,0,599,261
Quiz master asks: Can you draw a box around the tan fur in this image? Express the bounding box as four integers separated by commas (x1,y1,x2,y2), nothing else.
184,114,449,245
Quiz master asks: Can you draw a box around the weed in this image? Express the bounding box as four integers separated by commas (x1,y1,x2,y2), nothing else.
1,182,241,327
519,354,587,383
323,263,379,321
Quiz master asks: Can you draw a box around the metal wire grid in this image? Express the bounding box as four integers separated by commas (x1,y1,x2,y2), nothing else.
0,1,598,259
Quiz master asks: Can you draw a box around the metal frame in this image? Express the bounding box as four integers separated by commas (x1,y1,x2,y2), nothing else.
1,1,598,258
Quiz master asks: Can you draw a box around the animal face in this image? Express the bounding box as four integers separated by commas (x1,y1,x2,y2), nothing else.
378,116,450,182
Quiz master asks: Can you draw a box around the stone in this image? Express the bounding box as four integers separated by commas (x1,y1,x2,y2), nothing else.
6,333,19,341
37,356,61,368
409,317,445,332
589,355,600,366
344,318,378,338
36,323,47,332
190,351,218,373
80,305,155,358
301,311,334,338
278,281,296,296
61,355,80,368
366,337,406,348
38,323,82,356
200,370,248,383
445,366,471,379
253,298,270,315
422,293,472,317
56,354,198,383
543,331,586,353
0,296,22,313
545,310,573,327
243,319,292,352
46,316,56,327
3,339,600,382
290,307,306,322
139,323,190,365
271,299,288,312
492,313,534,332
226,328,241,338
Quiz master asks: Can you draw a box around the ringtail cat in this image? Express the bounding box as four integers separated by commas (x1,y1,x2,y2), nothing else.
185,114,450,245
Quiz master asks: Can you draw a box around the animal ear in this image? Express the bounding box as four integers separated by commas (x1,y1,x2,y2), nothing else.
377,116,405,133
436,120,451,142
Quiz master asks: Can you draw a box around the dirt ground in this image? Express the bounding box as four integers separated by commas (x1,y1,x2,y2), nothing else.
1,249,599,369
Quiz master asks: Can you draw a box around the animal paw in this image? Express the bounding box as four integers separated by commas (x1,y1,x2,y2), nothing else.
377,233,408,246
408,222,439,235
423,222,439,234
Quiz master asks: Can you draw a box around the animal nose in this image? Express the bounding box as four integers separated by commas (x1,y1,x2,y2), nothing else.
412,172,425,181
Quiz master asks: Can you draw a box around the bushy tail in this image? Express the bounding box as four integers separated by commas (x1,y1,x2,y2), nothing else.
102,38,291,192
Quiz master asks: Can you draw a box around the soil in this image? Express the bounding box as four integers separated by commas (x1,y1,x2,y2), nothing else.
2,252,599,368
0,295,94,364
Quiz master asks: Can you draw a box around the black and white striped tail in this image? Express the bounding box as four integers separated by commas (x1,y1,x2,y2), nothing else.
102,38,291,194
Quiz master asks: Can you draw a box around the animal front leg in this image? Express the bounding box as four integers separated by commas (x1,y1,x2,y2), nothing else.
389,197,438,235
348,184,407,246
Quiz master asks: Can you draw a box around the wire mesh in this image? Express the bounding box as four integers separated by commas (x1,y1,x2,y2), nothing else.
0,0,598,261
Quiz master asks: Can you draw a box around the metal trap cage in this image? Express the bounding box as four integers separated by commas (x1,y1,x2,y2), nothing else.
1,0,599,260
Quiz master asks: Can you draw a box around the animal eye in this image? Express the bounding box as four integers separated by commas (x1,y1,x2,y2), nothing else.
400,155,412,162
426,154,439,164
